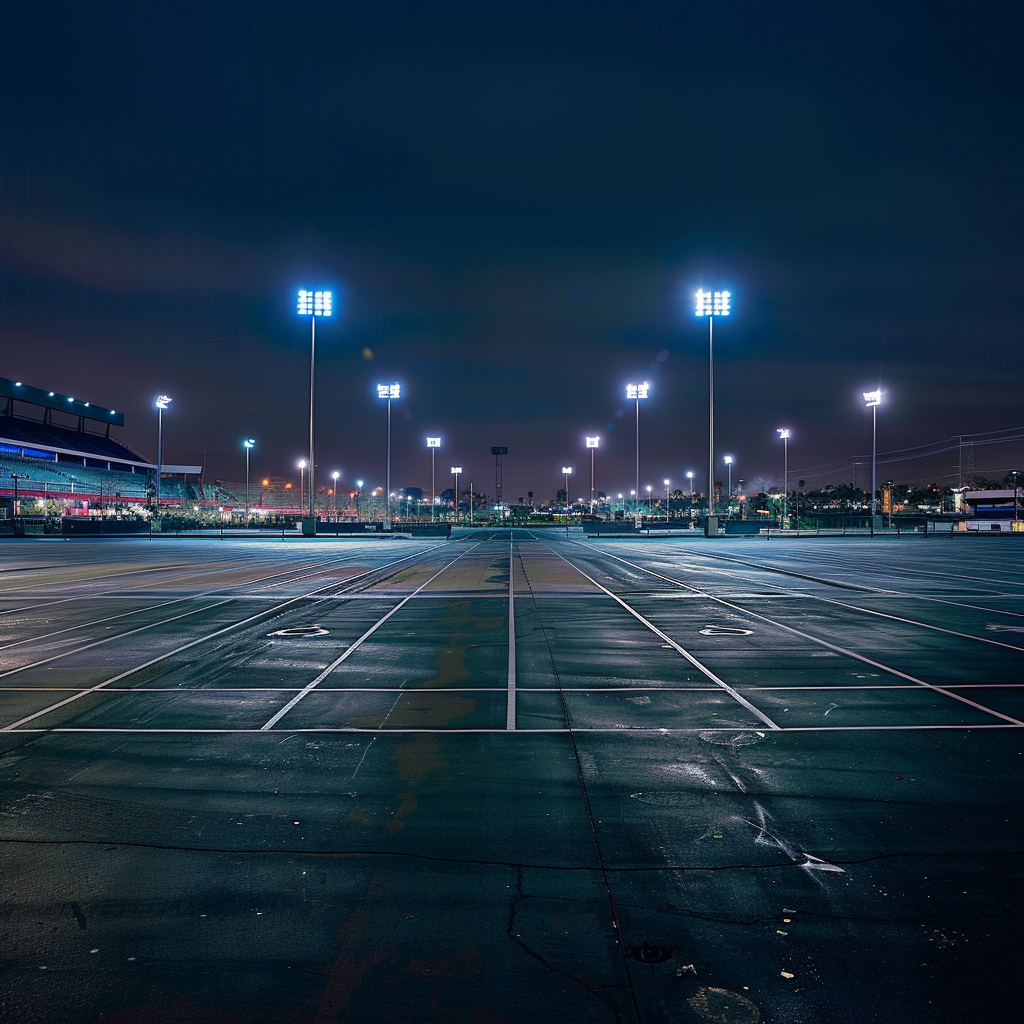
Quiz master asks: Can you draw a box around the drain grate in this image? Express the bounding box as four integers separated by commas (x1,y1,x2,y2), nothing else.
630,941,673,964
268,626,330,638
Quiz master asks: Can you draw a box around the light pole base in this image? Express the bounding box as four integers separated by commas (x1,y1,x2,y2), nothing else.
301,517,317,537
704,515,721,537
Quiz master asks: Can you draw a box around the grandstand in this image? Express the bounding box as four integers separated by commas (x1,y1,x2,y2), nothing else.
0,376,203,508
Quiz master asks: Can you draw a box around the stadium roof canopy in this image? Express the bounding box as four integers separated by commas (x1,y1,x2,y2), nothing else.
1,376,123,428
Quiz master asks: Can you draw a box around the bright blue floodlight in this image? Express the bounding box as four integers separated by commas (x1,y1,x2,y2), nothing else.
377,383,401,399
297,290,333,316
377,383,401,524
695,289,731,316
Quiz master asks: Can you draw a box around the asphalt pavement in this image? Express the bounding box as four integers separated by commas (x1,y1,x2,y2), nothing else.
1,528,1022,1023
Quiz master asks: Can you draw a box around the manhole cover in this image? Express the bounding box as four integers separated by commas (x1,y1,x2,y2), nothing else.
630,941,673,964
268,626,330,637
699,625,753,636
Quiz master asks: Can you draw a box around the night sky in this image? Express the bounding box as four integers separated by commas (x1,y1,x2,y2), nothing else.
2,2,1022,500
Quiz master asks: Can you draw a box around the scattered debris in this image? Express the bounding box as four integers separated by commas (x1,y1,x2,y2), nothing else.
676,963,698,978
780,970,795,980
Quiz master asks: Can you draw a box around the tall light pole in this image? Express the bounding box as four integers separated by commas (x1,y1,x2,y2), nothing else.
297,289,332,533
561,467,573,517
777,429,791,525
664,478,670,521
451,466,462,523
1011,470,1021,525
426,437,441,521
155,395,171,510
377,383,401,526
686,471,694,499
630,489,636,514
243,438,255,521
695,289,731,514
647,484,653,517
724,455,733,509
331,471,340,515
586,436,599,513
625,382,649,508
355,479,363,523
297,460,307,515
863,389,883,517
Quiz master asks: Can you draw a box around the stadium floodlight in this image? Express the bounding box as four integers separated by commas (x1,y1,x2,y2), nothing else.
331,470,340,515
695,289,732,516
625,382,649,502
243,439,256,521
296,289,334,533
863,390,883,519
777,429,791,525
686,470,694,498
426,438,441,521
154,395,172,510
355,479,364,523
561,467,573,516
376,384,402,526
724,455,734,503
585,436,600,512
664,478,670,521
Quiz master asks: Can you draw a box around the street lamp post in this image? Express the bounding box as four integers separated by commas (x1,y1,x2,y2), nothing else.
724,456,733,510
296,289,332,534
863,390,883,518
625,382,649,509
630,489,636,515
155,395,171,510
297,460,306,515
355,479,363,523
647,485,653,517
426,437,441,521
686,471,694,500
331,471,340,516
243,438,255,522
777,429,791,526
561,467,573,519
377,383,401,527
451,467,462,524
664,479,670,521
586,436,599,514
695,289,731,514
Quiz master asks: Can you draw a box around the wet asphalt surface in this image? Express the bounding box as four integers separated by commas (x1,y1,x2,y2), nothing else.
0,528,1022,1023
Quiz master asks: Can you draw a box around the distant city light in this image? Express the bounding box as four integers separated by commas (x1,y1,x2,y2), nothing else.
625,382,649,400
377,383,401,399
586,436,599,448
695,289,731,316
297,289,333,316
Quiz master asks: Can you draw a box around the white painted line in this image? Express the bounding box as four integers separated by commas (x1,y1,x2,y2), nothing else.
261,543,481,730
10,722,1021,735
507,538,516,730
1,545,447,733
545,547,780,730
594,547,1024,728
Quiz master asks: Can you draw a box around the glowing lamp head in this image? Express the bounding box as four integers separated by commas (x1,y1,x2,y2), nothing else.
562,467,573,475
664,479,670,486
298,459,307,470
426,437,441,448
695,289,731,316
586,436,599,448
243,438,255,449
451,466,462,474
626,382,649,400
724,455,733,465
297,289,332,316
156,395,171,410
356,479,363,488
686,471,693,479
332,471,339,480
863,389,883,408
377,383,401,399
777,428,791,440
